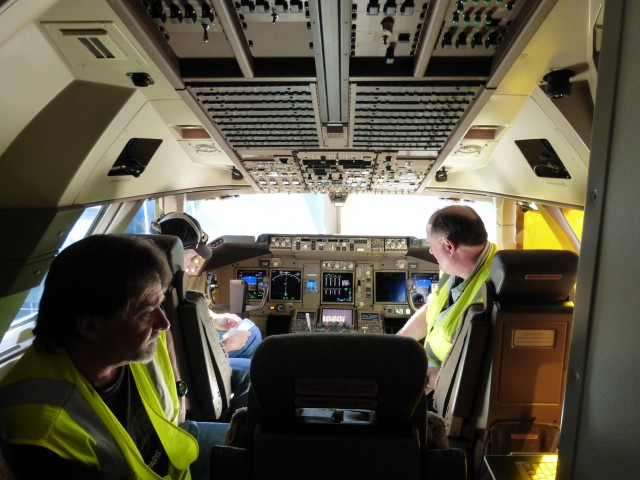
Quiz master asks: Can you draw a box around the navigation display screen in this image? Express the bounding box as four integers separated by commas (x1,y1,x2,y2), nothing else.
270,269,302,301
375,271,407,303
237,269,267,300
410,272,439,292
321,272,354,303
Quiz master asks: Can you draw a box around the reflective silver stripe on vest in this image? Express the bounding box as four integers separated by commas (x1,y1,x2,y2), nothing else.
0,378,130,479
425,341,441,366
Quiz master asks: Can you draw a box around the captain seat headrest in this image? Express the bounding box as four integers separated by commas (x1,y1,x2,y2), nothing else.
151,212,212,260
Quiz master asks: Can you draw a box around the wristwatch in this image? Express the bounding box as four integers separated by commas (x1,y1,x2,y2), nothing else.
176,380,188,397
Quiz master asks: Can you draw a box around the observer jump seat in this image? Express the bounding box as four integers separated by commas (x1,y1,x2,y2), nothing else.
433,249,579,476
212,333,467,479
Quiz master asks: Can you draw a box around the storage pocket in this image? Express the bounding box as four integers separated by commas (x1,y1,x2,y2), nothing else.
484,418,560,455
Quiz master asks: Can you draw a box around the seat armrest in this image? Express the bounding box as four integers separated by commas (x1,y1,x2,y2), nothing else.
210,445,251,479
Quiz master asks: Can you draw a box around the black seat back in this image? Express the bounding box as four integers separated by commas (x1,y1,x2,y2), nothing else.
248,333,428,480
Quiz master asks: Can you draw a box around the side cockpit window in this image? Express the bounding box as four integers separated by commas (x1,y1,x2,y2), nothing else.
0,206,104,356
125,198,160,234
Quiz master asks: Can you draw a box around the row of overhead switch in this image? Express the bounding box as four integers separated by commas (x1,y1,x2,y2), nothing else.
441,29,503,49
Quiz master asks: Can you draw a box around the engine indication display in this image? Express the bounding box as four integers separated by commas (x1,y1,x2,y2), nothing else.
270,269,302,301
322,272,354,303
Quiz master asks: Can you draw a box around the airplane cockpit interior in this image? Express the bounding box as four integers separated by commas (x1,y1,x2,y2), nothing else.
5,0,640,479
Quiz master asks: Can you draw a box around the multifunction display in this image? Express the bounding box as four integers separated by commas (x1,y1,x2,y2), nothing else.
270,269,302,301
322,272,354,303
237,269,267,299
375,271,407,303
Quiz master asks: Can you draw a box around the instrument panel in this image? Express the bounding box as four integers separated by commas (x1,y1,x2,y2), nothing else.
207,234,439,335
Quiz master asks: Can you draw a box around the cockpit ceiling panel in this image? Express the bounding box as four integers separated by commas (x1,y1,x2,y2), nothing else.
189,81,483,153
142,0,525,67
132,0,550,193
352,82,484,151
190,83,318,150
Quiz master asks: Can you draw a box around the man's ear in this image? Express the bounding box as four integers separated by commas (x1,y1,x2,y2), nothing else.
443,237,458,256
76,316,102,343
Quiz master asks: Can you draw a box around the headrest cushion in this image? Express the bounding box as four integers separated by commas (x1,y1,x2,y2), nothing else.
137,233,184,273
151,212,211,260
489,249,579,302
250,333,427,424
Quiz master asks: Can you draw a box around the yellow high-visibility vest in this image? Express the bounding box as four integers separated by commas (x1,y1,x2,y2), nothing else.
0,331,198,479
424,243,499,367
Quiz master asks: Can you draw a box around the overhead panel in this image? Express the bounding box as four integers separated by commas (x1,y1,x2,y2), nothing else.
240,151,435,194
129,0,554,195
352,82,484,153
191,83,318,150
430,0,528,59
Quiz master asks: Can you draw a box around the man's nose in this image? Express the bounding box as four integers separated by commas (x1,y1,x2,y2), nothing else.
154,307,170,331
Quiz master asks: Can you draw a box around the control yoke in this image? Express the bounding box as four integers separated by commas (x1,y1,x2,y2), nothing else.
209,278,270,314
406,279,426,313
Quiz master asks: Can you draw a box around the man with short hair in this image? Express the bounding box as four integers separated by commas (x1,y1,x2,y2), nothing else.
398,205,499,389
0,235,229,479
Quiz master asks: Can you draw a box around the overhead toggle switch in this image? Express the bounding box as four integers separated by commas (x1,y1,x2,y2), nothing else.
184,3,197,23
256,0,269,13
471,31,483,48
400,0,414,15
240,0,255,13
455,32,467,49
385,44,395,63
201,4,214,24
169,3,183,23
384,1,397,14
151,4,166,25
441,31,453,49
